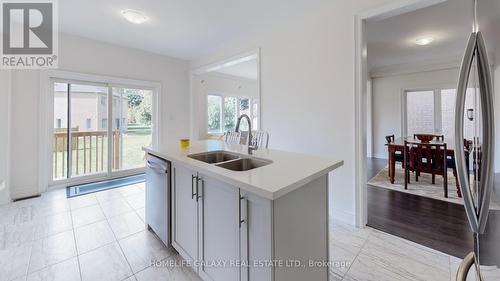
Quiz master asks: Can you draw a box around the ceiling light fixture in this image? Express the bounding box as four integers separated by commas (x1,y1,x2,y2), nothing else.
415,37,434,46
121,9,149,24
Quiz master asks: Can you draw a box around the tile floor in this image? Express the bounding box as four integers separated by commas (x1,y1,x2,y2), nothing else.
0,182,495,281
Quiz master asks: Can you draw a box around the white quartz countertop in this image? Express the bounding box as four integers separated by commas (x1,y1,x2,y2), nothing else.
143,140,343,200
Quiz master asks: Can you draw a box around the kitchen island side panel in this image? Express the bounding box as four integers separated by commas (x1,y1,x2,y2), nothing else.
273,174,329,281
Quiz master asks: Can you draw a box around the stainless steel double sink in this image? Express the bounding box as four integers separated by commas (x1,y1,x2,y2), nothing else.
188,151,272,171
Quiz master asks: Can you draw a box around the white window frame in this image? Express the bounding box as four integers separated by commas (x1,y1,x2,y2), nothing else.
39,70,161,192
402,87,456,138
205,92,258,137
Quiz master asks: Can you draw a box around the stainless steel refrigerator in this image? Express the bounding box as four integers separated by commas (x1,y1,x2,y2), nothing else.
454,1,500,279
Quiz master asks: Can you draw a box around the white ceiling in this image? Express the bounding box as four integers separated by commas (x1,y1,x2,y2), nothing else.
59,0,328,60
366,0,500,69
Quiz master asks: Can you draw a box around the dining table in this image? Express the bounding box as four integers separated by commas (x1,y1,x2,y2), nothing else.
386,137,463,184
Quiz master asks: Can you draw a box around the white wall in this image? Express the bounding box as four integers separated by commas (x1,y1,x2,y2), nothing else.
0,70,11,205
192,73,259,139
9,33,189,199
371,68,460,159
190,0,392,224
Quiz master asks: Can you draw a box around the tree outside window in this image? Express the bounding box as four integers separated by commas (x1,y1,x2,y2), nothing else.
207,94,259,134
207,95,221,133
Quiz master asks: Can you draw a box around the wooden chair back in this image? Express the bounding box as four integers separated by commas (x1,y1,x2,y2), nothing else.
404,140,447,176
385,134,395,145
435,134,445,141
464,139,473,151
413,134,444,141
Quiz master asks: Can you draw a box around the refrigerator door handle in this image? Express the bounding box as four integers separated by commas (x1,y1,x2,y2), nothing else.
454,32,480,233
475,31,495,233
454,31,495,234
456,252,476,281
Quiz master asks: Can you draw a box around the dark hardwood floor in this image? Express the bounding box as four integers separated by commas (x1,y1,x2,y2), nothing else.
366,157,473,258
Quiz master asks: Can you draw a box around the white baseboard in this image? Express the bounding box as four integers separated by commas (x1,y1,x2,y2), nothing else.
10,185,39,200
0,180,10,205
330,208,355,226
371,154,388,160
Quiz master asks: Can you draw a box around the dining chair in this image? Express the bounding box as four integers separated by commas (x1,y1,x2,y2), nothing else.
413,133,444,141
435,134,445,141
385,134,395,144
444,138,471,198
385,134,403,163
404,140,448,198
224,131,242,145
250,131,270,149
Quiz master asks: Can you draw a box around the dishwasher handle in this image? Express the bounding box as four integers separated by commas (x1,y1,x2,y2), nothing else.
147,160,168,173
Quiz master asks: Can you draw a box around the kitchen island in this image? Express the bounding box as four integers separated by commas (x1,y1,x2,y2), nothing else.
143,140,343,281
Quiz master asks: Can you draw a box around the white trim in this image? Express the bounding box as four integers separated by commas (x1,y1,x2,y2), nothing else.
191,49,260,76
366,79,373,157
370,57,462,78
203,71,258,83
3,70,12,204
401,88,408,138
331,208,355,226
370,53,494,79
354,0,444,228
39,69,161,191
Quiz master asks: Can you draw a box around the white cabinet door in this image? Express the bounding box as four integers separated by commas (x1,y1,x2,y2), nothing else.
172,163,199,266
244,191,273,281
198,175,241,281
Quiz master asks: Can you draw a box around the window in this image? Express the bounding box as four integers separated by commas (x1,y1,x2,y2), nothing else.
207,94,259,134
224,97,237,131
207,95,222,133
100,96,106,105
56,118,62,129
252,99,259,130
102,118,108,129
115,118,121,129
86,118,91,130
406,90,435,136
441,89,476,141
405,88,477,140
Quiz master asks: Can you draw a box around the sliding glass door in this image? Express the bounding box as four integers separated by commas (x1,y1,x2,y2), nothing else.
52,80,154,184
111,87,153,171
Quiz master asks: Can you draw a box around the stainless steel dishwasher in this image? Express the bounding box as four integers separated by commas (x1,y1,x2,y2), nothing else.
145,154,171,246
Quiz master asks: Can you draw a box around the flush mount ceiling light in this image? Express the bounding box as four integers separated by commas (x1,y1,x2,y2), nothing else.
121,9,149,24
415,37,434,46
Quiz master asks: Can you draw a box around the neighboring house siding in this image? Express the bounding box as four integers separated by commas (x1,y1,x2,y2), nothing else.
53,91,128,132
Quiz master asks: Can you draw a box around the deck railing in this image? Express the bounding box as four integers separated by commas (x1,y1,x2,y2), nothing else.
53,130,121,179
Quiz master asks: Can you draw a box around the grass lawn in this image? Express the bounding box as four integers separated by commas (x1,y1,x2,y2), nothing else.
53,128,151,179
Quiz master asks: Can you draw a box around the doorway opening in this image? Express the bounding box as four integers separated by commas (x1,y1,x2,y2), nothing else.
354,0,500,258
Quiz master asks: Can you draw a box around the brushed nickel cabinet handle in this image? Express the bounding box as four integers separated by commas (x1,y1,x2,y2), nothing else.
191,175,197,200
239,194,246,228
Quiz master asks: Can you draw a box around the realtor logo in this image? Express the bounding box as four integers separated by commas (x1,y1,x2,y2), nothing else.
1,0,58,69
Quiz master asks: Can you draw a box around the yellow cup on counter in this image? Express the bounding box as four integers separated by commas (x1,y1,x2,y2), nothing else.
180,139,190,149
